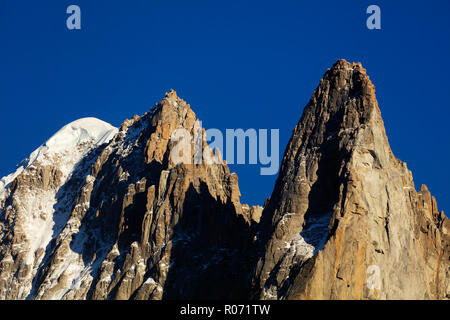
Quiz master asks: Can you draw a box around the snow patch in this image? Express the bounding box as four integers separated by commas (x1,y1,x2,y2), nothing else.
300,211,333,254
284,234,314,258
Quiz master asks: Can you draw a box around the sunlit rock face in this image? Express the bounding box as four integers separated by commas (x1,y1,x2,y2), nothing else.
0,91,255,300
0,61,448,300
253,59,449,300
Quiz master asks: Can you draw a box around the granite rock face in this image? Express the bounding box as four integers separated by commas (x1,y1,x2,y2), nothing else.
0,61,448,300
0,91,254,300
253,59,449,300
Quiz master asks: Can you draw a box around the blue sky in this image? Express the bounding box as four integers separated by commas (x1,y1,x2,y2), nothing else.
1,1,449,214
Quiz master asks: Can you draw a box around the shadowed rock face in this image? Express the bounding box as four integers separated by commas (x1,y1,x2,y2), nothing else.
0,60,448,300
253,59,449,300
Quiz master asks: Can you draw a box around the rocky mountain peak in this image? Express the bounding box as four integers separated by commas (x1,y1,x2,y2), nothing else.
153,72,450,301
254,59,449,300
0,61,448,301
0,90,256,300
301,59,378,137
163,89,182,104
154,89,191,120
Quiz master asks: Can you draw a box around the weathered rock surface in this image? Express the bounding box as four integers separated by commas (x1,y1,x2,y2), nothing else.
0,91,254,300
0,61,448,300
253,59,449,300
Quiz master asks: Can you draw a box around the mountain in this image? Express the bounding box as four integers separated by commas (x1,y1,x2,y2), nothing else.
253,59,449,299
0,91,261,300
0,60,448,300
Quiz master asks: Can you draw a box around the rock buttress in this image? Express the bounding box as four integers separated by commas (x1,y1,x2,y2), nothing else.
253,60,449,300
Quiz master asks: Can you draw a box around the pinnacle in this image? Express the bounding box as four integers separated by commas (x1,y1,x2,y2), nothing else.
304,59,378,124
318,59,377,112
148,89,192,121
165,89,179,101
330,59,366,74
158,89,189,109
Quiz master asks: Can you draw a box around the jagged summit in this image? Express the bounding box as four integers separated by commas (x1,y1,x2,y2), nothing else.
301,59,378,129
327,59,370,78
163,88,181,102
330,59,366,71
151,89,190,115
263,59,387,227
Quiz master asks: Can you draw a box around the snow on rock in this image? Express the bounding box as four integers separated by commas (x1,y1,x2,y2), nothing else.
300,211,333,254
284,234,315,260
0,118,118,200
0,118,118,298
42,117,118,155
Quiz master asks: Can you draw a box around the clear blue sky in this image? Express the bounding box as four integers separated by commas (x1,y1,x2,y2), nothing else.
1,1,449,214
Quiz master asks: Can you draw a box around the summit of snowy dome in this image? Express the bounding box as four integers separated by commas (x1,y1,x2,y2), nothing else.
43,117,118,153
59,117,117,136
0,118,118,199
21,117,118,170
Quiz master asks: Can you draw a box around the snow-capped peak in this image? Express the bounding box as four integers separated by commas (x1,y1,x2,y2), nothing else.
0,117,118,199
47,117,117,149
27,117,118,166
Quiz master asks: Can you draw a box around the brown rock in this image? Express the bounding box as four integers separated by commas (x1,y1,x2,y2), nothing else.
253,59,449,300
